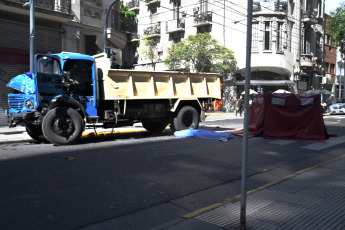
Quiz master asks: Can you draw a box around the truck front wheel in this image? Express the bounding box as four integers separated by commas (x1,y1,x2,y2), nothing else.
142,119,168,133
173,106,199,131
42,107,84,145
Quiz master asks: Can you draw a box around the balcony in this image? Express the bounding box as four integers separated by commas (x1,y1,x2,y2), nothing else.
107,10,127,49
302,10,318,24
300,54,314,68
143,24,161,38
166,19,185,34
127,0,139,12
145,0,160,7
3,0,73,22
193,12,212,27
253,0,287,14
129,33,140,42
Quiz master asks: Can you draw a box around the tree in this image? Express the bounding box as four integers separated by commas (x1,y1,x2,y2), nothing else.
120,4,136,30
140,36,158,70
164,33,236,73
329,2,345,48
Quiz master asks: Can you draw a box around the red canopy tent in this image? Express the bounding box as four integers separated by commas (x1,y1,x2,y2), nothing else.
248,93,328,142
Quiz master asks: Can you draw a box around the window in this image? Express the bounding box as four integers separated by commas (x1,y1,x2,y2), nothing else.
83,0,101,7
277,22,283,51
263,21,271,50
324,62,329,73
200,0,208,13
37,56,61,75
151,8,157,25
173,0,181,20
287,21,292,52
302,30,311,54
325,35,330,44
330,63,335,73
252,22,259,50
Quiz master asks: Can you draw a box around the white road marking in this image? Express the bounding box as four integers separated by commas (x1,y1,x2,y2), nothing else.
269,140,297,145
302,135,345,151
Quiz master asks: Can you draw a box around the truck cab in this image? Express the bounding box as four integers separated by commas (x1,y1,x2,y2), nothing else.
7,52,98,144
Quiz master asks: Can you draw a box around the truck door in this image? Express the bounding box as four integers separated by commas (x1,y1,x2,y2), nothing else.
35,54,62,108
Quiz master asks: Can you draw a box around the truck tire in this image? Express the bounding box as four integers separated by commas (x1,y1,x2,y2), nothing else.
26,124,46,142
42,107,84,145
142,119,168,133
173,106,199,131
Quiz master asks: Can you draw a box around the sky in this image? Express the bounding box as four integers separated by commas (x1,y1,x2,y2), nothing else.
326,0,344,14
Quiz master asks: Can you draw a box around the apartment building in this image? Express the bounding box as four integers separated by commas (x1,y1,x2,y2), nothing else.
125,0,325,110
323,14,337,97
0,0,126,125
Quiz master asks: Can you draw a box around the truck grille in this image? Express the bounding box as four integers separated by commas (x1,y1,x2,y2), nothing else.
8,94,25,110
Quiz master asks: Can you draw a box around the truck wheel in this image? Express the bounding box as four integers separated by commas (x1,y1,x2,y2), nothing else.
142,119,168,133
173,106,199,131
42,107,84,145
26,124,46,142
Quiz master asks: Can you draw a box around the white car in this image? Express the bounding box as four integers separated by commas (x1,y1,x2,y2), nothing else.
329,98,345,114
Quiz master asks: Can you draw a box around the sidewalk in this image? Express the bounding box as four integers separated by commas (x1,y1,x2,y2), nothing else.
161,154,345,230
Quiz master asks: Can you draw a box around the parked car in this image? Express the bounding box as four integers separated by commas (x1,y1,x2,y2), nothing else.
329,98,345,114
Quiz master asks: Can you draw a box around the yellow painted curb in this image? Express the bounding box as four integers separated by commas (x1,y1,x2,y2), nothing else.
205,114,230,117
81,129,146,137
183,153,345,219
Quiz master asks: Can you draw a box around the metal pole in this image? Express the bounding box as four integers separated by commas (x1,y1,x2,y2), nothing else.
29,0,35,73
103,0,120,54
343,57,345,98
240,0,253,229
340,62,342,99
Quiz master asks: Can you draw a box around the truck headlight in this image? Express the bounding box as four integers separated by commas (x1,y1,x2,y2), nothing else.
25,100,34,109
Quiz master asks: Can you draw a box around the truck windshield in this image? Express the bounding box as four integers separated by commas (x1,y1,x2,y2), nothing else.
37,56,61,75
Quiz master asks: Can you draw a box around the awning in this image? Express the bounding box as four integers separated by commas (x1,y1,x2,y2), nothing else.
235,80,296,86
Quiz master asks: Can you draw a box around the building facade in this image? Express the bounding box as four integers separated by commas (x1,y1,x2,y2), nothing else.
124,0,325,111
0,0,126,125
323,14,337,97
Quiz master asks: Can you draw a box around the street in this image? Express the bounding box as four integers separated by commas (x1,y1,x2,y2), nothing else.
0,114,345,230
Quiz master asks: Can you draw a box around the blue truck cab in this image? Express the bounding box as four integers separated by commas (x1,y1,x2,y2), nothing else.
7,52,99,145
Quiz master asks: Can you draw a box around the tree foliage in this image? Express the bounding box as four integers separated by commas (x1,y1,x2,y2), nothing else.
164,33,236,73
329,2,345,48
140,36,157,70
121,4,136,29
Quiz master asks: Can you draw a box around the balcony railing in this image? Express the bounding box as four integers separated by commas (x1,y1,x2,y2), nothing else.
193,12,212,26
143,24,161,37
7,0,72,14
166,19,185,34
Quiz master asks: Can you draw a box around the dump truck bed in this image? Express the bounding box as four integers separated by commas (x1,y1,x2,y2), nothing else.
94,53,221,100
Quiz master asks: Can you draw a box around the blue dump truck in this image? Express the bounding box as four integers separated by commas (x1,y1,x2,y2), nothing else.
6,52,221,145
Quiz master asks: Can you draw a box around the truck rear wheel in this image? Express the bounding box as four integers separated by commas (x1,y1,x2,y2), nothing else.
42,107,84,145
26,124,46,142
142,119,168,132
173,106,199,131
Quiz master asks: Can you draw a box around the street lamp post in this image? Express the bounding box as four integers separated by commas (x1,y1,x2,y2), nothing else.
24,0,35,73
103,0,120,55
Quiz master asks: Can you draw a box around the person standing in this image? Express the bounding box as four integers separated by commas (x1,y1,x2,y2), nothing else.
235,95,244,116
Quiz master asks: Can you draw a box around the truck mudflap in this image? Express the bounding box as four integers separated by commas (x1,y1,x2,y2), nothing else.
200,110,206,122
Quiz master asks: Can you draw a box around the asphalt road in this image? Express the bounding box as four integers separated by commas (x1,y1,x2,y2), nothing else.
0,114,345,230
